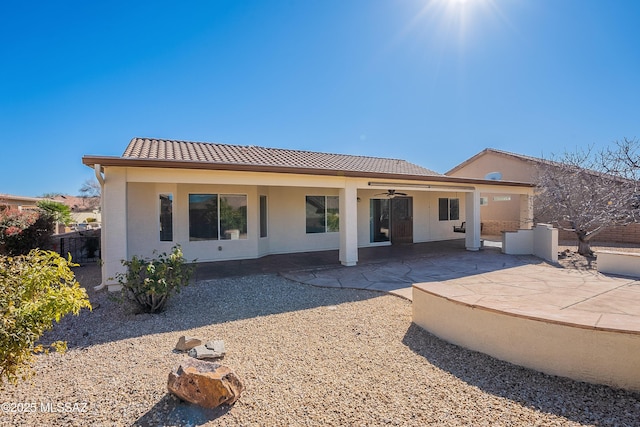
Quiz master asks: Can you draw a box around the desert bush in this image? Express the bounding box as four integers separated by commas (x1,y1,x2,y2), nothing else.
0,250,91,385
0,209,54,255
115,245,194,313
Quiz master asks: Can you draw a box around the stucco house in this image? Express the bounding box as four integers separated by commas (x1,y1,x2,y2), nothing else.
0,194,45,212
446,148,640,242
82,138,534,289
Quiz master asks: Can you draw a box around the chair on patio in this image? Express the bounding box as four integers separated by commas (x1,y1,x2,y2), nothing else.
453,222,466,233
453,222,484,233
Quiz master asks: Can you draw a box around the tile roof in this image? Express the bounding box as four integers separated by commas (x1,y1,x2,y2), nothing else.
123,137,443,177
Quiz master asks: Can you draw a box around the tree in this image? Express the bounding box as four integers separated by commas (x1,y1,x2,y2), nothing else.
600,137,640,182
0,209,54,256
536,140,639,256
37,200,73,226
79,179,101,198
40,192,63,198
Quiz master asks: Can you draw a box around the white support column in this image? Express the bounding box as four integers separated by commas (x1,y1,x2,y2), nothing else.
339,181,358,266
519,193,534,229
465,190,481,251
101,168,129,290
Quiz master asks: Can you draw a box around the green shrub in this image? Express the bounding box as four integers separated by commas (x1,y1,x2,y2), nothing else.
37,200,73,226
115,245,194,313
0,209,54,255
0,250,91,385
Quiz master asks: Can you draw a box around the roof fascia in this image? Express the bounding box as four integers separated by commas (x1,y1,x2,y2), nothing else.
82,155,534,188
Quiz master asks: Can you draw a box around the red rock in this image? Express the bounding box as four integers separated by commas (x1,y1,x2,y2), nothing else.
167,358,243,408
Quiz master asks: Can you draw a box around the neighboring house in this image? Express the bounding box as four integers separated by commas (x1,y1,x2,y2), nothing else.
0,194,45,212
446,148,640,242
82,138,534,288
52,195,101,231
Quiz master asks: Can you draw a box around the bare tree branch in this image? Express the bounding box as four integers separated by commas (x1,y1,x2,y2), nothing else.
535,139,639,255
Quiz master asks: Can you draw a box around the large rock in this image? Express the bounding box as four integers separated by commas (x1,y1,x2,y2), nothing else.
175,336,202,352
167,359,244,408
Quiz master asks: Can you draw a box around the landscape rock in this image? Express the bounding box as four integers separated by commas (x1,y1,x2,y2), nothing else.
188,345,224,360
167,358,244,408
175,336,202,352
204,340,226,355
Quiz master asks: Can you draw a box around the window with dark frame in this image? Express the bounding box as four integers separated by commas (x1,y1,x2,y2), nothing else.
189,194,218,240
438,197,460,221
188,193,249,241
159,194,173,241
259,195,268,238
305,195,339,233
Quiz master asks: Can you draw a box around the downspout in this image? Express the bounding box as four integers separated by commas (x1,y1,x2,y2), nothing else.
93,164,107,291
94,163,104,186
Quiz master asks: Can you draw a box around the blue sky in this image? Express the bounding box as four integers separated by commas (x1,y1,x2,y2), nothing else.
1,0,639,196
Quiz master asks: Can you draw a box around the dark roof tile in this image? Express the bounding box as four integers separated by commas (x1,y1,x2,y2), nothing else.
123,137,442,177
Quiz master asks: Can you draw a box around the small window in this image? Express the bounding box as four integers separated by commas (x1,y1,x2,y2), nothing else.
159,194,173,241
493,196,511,202
480,197,489,206
259,195,268,238
306,195,339,233
438,197,460,221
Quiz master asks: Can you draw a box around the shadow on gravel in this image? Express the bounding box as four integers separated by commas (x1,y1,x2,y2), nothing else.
45,270,383,350
402,323,640,426
133,394,231,426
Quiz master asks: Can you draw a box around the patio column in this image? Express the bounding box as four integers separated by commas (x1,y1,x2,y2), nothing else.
101,168,128,289
519,193,534,229
465,190,481,251
339,181,358,266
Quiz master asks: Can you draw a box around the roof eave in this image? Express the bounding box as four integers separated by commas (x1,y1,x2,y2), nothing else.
82,155,534,188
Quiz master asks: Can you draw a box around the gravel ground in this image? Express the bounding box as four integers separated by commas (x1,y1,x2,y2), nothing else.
1,262,640,426
557,241,640,270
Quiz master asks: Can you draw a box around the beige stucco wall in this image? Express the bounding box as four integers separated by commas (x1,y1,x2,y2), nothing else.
99,165,529,286
448,153,537,231
597,251,640,278
502,224,558,262
355,189,468,245
413,287,640,392
127,182,473,263
448,152,537,182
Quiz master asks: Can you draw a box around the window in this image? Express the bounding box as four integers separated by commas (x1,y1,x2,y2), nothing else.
480,197,489,206
306,196,339,233
220,194,247,240
438,198,460,221
493,196,511,202
189,194,218,240
159,194,173,241
189,194,248,241
259,195,268,238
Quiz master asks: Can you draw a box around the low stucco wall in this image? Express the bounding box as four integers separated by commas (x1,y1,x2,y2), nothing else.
597,251,640,278
412,286,640,392
502,223,558,262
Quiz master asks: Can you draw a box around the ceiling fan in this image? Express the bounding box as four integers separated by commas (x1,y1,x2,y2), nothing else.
374,189,407,199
